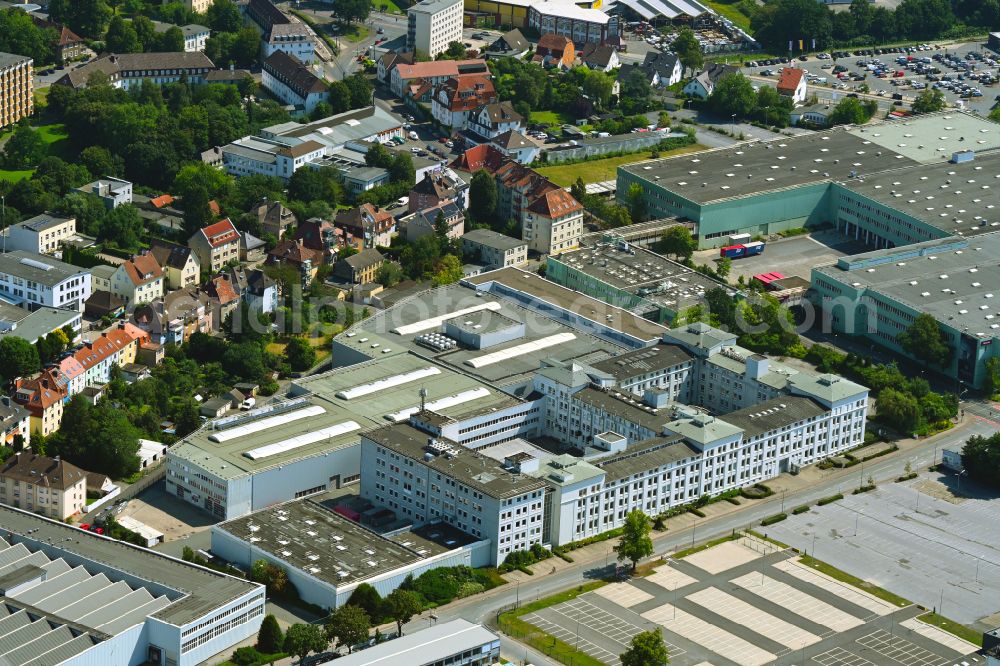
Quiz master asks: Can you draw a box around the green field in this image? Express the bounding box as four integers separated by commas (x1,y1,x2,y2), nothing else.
536,143,705,187
340,24,371,43
0,168,34,183
0,121,69,184
529,110,572,127
703,0,754,31
373,0,404,13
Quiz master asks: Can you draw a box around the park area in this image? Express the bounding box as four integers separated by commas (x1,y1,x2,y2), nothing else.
503,533,982,665
535,143,704,187
0,121,71,182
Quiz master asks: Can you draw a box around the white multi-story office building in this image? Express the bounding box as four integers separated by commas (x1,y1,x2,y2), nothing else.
220,136,325,179
360,423,549,565
0,251,92,312
407,0,463,57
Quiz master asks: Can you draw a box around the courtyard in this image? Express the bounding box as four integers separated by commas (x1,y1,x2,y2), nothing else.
519,535,983,666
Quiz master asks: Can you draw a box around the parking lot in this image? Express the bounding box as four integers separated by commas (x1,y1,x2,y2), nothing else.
764,468,1000,627
521,535,983,665
739,40,1000,116
693,231,869,283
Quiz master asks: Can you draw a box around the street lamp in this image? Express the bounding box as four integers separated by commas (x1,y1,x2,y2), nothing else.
731,113,737,133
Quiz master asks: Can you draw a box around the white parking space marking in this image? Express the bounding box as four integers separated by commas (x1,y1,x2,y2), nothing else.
813,646,877,666
687,586,821,650
684,540,762,574
594,582,654,608
645,567,698,592
856,630,951,666
773,559,901,616
731,572,865,633
898,618,980,655
522,613,620,664
555,597,687,657
642,603,776,666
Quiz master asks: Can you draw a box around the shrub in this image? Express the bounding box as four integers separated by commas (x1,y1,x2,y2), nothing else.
792,505,810,515
817,493,844,506
761,513,787,526
852,485,876,495
688,508,706,518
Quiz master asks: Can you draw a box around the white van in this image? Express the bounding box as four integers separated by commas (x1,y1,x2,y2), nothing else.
408,130,419,140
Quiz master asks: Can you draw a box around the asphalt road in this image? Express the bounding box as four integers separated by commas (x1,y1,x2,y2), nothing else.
396,418,998,664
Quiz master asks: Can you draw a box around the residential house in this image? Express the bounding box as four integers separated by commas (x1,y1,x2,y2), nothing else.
408,171,466,214
0,396,30,451
252,199,296,239
56,355,86,398
74,324,149,388
106,253,165,307
204,273,241,323
84,291,125,320
6,214,77,255
580,43,619,72
54,26,87,64
332,248,386,284
492,129,539,164
461,228,528,268
267,238,325,284
615,63,656,98
484,29,529,58
133,289,214,345
294,217,342,260
241,232,267,263
431,75,497,129
334,204,395,248
642,51,683,86
683,63,738,99
74,176,132,210
13,368,67,436
532,35,575,70
229,268,279,314
465,101,523,143
790,103,833,127
149,238,201,290
262,50,329,116
189,218,241,273
404,201,464,242
201,146,224,168
377,51,413,84
0,453,87,520
777,67,807,104
54,52,216,89
151,21,210,52
389,58,488,98
524,188,583,255
450,143,508,173
244,0,315,63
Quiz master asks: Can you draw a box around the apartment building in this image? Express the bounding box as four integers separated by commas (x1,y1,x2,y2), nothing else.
13,368,68,436
189,218,242,272
431,75,497,130
389,58,488,98
261,51,329,116
149,238,201,290
0,396,30,450
0,52,32,130
0,453,87,520
0,251,92,312
101,252,166,306
360,423,549,565
407,0,463,57
6,214,77,255
461,229,528,268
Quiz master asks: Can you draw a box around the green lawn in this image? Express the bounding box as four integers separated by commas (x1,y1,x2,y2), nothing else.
340,23,371,43
536,143,705,187
529,110,572,127
373,0,404,14
35,122,72,159
703,0,753,31
917,612,983,647
0,168,34,183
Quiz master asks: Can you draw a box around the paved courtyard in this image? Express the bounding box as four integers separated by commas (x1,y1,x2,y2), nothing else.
521,535,983,666
764,472,1000,627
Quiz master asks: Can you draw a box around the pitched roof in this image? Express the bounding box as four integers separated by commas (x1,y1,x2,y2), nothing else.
268,238,325,265
149,238,195,270
0,453,86,491
57,52,215,88
73,329,140,372
57,26,84,46
488,29,528,53
411,172,460,199
149,194,175,208
450,143,509,172
341,248,385,270
196,218,240,248
642,51,680,78
122,253,164,286
493,129,533,150
395,59,486,81
777,67,805,92
475,100,522,125
435,75,496,112
205,274,240,305
581,43,617,68
536,34,572,54
334,204,394,234
527,188,583,218
13,369,67,413
263,50,329,97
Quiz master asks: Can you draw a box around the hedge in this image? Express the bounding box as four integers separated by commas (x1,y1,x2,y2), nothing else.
792,505,810,515
761,513,787,526
852,485,876,495
817,493,844,506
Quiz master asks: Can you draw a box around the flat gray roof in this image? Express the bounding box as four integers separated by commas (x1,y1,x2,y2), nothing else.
0,52,31,68
0,506,260,629
1,307,79,344
330,619,498,666
0,251,90,287
573,386,673,432
594,435,698,480
461,228,526,252
839,149,1000,239
722,396,826,438
847,112,1000,163
214,499,463,588
620,130,914,204
408,0,461,13
364,423,548,500
444,309,521,335
553,239,731,313
590,344,693,381
814,233,1000,339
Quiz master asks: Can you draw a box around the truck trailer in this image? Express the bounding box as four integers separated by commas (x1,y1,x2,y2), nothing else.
719,241,765,259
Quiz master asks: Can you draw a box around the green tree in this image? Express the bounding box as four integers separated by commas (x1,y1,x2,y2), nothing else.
251,559,289,595
256,614,284,654
709,73,756,119
334,0,372,24
0,337,40,383
389,152,416,185
469,170,498,226
328,80,353,114
106,15,141,53
282,623,327,662
182,185,216,239
2,124,47,169
983,357,1000,398
962,432,1000,488
438,41,467,59
284,337,317,372
876,387,921,432
346,583,383,622
158,26,186,52
627,183,647,223
716,256,732,281
671,27,703,71
207,0,243,32
581,69,614,110
80,145,124,178
325,604,370,653
383,588,422,636
47,397,142,478
615,509,653,572
432,254,464,286
344,71,373,108
659,226,695,261
898,313,952,367
621,628,669,666
365,142,394,168
287,166,341,206
376,261,403,287
911,87,946,114
828,97,870,126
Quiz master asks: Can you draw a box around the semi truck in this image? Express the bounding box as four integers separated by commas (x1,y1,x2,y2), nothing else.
719,241,765,259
